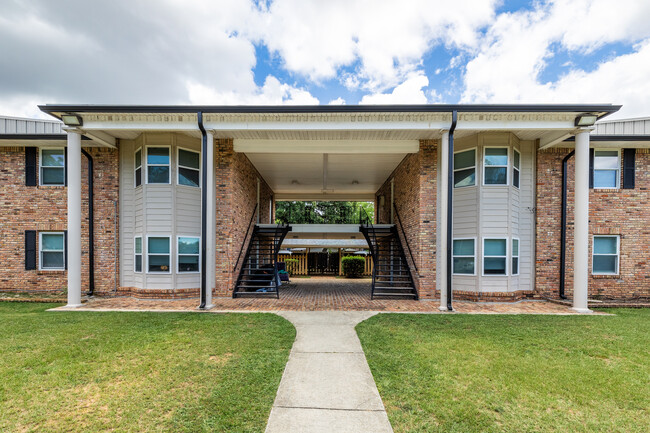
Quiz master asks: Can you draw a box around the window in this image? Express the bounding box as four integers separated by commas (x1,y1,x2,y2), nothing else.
147,236,170,273
453,239,475,274
594,150,620,189
146,147,170,184
40,148,65,185
484,147,508,185
178,236,200,272
134,149,142,187
40,232,65,270
593,236,619,275
512,238,520,275
483,238,507,275
134,236,142,273
178,148,200,187
513,149,520,188
453,149,476,188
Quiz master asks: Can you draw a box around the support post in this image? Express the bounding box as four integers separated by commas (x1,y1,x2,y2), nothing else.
66,131,82,307
438,131,449,311
206,131,216,308
573,129,592,313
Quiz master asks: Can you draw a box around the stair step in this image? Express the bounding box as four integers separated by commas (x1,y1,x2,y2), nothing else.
373,292,417,299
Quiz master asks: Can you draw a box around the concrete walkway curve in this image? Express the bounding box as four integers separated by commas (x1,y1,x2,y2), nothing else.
265,311,393,433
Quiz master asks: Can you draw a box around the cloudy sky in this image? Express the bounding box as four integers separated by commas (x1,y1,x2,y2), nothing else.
1,0,649,119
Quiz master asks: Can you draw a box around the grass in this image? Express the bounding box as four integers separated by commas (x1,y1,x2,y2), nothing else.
0,302,295,432
357,309,650,433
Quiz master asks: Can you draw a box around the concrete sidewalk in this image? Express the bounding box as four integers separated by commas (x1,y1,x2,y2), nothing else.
265,311,393,433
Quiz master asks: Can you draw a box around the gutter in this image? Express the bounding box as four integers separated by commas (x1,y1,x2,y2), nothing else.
446,110,458,311
559,151,575,299
198,112,208,309
80,148,95,296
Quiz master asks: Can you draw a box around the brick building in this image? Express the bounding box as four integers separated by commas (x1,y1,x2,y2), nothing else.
1,105,648,312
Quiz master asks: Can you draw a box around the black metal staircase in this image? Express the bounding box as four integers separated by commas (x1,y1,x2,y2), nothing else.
233,224,291,298
360,223,418,300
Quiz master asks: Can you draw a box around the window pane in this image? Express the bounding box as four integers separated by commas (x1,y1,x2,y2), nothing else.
179,149,200,169
135,255,142,272
42,251,64,268
484,148,508,166
148,166,169,184
135,238,142,254
594,237,617,254
453,239,474,256
512,239,519,256
512,257,519,275
594,151,619,169
147,147,169,165
484,257,506,274
594,170,617,188
135,168,142,186
514,151,520,169
148,237,170,254
593,255,617,274
42,233,64,250
42,149,65,167
454,150,475,170
454,168,475,188
453,257,474,274
135,149,142,167
42,167,65,185
513,169,520,188
179,255,199,272
178,237,199,254
485,167,507,184
148,255,170,272
179,167,200,187
484,239,506,256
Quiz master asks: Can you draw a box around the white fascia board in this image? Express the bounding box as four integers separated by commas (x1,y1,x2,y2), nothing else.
234,139,419,154
79,120,197,131
275,192,375,201
457,120,576,130
204,120,450,131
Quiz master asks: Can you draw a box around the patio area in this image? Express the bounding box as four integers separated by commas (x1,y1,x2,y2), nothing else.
61,277,588,314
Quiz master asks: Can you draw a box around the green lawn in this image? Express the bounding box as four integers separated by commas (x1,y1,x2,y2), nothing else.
357,309,650,433
0,303,295,432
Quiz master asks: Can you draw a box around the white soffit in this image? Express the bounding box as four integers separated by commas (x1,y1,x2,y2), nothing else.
234,139,419,154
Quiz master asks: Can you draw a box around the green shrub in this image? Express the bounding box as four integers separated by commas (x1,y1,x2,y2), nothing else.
283,258,299,275
342,256,366,278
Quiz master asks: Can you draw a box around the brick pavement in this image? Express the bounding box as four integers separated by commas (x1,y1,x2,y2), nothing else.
66,277,590,314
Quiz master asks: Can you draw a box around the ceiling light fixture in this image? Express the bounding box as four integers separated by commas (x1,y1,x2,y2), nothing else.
574,113,598,127
61,114,83,127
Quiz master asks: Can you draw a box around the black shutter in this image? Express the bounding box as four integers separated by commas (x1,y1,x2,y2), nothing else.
64,230,68,270
589,148,594,189
64,147,68,186
623,148,635,189
25,147,37,186
25,230,36,270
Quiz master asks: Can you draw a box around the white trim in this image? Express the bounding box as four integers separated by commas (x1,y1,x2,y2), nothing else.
482,146,509,186
134,148,142,188
482,237,508,276
39,147,66,186
512,237,520,276
146,235,172,274
453,147,477,188
39,231,65,271
134,236,142,273
176,147,201,188
452,237,476,276
593,148,620,189
592,235,620,275
145,145,171,185
176,235,201,274
512,149,521,189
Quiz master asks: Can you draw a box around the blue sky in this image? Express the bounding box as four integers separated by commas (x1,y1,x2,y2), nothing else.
0,0,649,119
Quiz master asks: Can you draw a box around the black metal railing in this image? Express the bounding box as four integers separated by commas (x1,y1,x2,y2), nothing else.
393,205,419,275
276,204,374,225
233,203,258,273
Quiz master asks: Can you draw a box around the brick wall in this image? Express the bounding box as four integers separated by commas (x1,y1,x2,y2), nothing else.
0,147,119,295
536,148,650,301
214,139,274,296
375,140,438,299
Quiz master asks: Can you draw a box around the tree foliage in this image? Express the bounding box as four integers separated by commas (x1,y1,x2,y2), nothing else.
275,201,374,224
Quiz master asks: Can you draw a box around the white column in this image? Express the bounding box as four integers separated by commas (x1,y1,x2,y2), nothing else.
206,131,216,308
66,131,82,307
438,131,449,311
573,129,592,313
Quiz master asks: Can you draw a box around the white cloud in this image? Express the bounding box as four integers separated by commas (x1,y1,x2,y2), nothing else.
360,73,429,104
328,97,346,105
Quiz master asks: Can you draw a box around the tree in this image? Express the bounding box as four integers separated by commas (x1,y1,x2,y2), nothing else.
275,201,375,224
